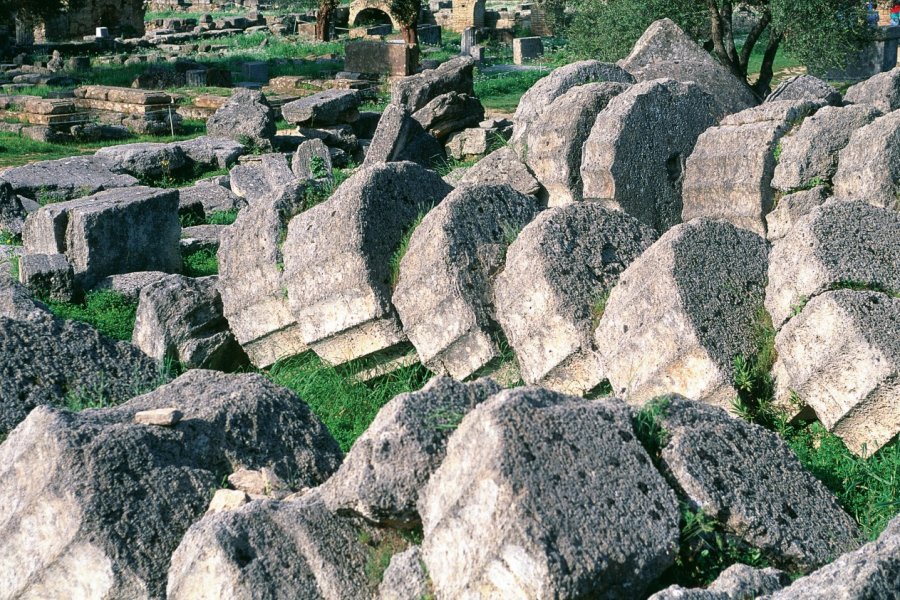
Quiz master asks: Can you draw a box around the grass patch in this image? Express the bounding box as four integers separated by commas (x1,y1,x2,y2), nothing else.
474,69,548,113
389,212,426,289
590,290,610,331
46,290,137,341
358,528,422,588
0,230,21,246
182,248,219,277
267,352,432,453
9,255,20,280
207,209,240,225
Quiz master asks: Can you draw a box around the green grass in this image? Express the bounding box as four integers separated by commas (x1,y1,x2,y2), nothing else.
301,165,356,210
182,248,219,277
8,255,20,280
0,230,21,246
389,212,426,289
46,290,138,341
474,69,548,112
267,352,432,452
207,209,240,225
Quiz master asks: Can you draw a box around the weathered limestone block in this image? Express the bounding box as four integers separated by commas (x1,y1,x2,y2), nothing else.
94,142,188,178
180,224,226,254
594,219,768,409
832,109,900,209
0,178,34,235
766,74,841,106
178,180,245,217
284,162,452,366
772,290,900,456
93,271,170,302
0,370,341,600
444,127,494,159
173,136,244,169
132,274,246,371
229,153,299,204
765,200,900,329
322,377,501,526
218,184,307,368
0,279,159,436
206,88,276,151
682,100,819,236
457,146,540,196
167,492,370,600
650,565,790,600
363,104,446,168
22,186,182,289
391,56,476,113
767,514,900,599
0,155,139,201
658,396,864,569
581,79,720,232
771,104,881,192
292,138,333,181
495,204,657,394
378,546,429,600
411,91,484,139
843,66,900,112
765,185,830,242
620,18,758,115
526,81,630,205
510,60,634,156
17,253,75,303
419,387,680,599
281,89,362,126
393,184,539,379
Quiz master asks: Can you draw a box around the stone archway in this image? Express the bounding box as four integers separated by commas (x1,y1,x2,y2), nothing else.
348,0,402,31
451,0,485,32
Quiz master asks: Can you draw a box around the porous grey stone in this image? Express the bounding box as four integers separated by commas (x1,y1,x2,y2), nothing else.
594,219,768,409
581,78,720,232
391,56,476,113
206,88,276,151
283,162,452,366
363,104,445,169
393,184,539,379
657,396,864,569
378,546,429,600
765,514,900,600
322,377,501,526
0,370,341,600
291,138,333,181
772,289,900,456
510,60,634,156
132,274,247,371
17,252,75,303
22,186,182,289
444,127,494,159
92,271,170,302
771,104,881,192
173,136,244,169
94,142,188,178
281,89,362,127
218,183,307,368
167,492,371,600
765,185,830,242
411,91,484,140
682,100,818,236
229,153,299,204
180,224,226,254
495,204,657,394
832,109,900,209
765,200,900,329
0,178,30,235
178,181,245,217
526,81,630,205
419,387,680,599
0,279,159,435
620,18,758,115
843,66,900,112
297,124,360,154
457,146,541,196
1,155,139,202
649,564,790,600
766,74,841,106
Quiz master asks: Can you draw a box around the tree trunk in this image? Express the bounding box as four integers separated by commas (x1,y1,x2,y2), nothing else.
706,0,744,79
401,20,418,45
752,32,783,99
316,5,333,41
738,10,773,77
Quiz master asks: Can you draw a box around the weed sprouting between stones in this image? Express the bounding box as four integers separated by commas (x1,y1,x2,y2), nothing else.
632,396,671,459
183,248,219,277
389,211,427,289
46,290,138,341
358,528,423,588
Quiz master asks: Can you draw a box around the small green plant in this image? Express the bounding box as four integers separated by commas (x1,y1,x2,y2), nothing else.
207,209,240,225
309,155,329,179
829,280,900,298
46,290,137,341
772,142,783,164
790,296,808,317
389,211,427,289
183,248,219,277
8,255,19,280
426,408,467,431
632,396,670,458
590,290,611,331
0,230,21,245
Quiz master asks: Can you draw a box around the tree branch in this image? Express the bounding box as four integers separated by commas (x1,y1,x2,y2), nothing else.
752,30,783,99
738,9,772,76
721,0,738,65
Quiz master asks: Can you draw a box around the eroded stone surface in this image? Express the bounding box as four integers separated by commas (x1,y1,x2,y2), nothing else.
832,109,900,210
843,66,900,112
457,146,541,196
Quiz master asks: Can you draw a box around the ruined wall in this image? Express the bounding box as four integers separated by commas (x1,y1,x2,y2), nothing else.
20,0,145,42
450,0,485,32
